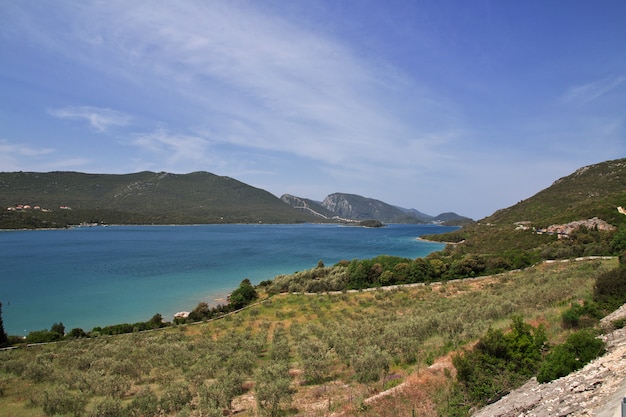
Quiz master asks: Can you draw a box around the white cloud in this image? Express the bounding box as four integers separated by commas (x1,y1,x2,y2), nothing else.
0,139,89,172
0,139,54,157
39,2,454,171
131,129,217,170
48,106,132,132
561,75,626,105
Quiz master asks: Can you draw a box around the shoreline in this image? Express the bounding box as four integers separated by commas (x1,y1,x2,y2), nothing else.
416,236,464,245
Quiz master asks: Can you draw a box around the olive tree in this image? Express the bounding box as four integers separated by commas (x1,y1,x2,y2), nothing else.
297,337,333,384
255,360,292,417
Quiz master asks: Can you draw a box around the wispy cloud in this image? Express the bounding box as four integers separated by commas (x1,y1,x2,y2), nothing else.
48,106,132,132
131,129,216,169
0,139,54,157
561,75,626,105
0,139,90,171
38,2,454,173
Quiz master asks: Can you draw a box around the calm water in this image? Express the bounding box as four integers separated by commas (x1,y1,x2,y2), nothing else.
0,223,455,335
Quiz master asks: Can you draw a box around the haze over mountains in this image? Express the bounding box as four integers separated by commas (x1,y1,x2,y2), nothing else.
0,171,470,228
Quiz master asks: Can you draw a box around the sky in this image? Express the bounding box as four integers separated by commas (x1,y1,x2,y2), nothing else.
1,1,625,220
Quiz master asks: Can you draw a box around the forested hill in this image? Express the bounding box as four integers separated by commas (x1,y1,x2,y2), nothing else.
0,171,322,227
483,158,626,227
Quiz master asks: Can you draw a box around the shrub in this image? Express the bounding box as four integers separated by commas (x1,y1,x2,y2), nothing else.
453,316,546,405
537,329,605,383
351,345,390,385
561,301,601,329
42,384,87,417
26,330,63,344
88,397,123,417
127,387,158,417
593,267,626,311
255,360,292,417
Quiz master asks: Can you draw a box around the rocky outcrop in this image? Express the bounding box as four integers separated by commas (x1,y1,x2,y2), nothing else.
473,304,626,417
321,193,427,222
280,194,335,219
541,217,616,238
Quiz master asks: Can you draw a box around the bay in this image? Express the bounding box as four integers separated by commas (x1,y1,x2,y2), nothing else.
0,223,455,335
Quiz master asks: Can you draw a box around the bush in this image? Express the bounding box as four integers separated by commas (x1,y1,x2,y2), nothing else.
229,279,258,310
26,330,62,344
127,387,158,417
593,267,626,311
537,329,605,383
351,345,390,384
42,384,87,417
255,360,292,417
453,316,546,405
88,397,123,417
561,301,601,329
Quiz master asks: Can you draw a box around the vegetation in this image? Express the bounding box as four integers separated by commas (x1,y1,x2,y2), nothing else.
358,219,385,228
0,303,8,348
482,158,626,227
537,329,605,383
453,316,547,406
0,258,618,416
0,171,323,227
1,158,625,416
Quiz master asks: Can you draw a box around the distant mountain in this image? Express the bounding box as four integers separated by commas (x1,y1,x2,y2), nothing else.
396,207,434,222
320,193,413,222
432,212,473,224
281,192,472,224
483,158,626,226
279,194,336,219
0,171,322,226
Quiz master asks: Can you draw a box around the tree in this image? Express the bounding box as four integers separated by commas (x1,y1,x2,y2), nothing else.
189,301,210,321
148,313,164,328
88,397,123,417
351,345,390,385
0,302,8,347
298,338,333,384
51,322,65,337
255,360,292,417
42,385,87,417
229,279,258,310
67,328,87,338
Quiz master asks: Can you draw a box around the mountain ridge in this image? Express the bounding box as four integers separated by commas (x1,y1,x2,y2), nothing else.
282,191,472,225
483,158,626,226
0,171,321,226
0,170,471,228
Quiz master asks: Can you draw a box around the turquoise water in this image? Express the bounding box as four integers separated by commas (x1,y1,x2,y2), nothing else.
0,223,455,335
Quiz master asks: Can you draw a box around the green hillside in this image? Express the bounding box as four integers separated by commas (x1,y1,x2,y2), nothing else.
418,158,626,282
484,158,626,227
0,171,323,227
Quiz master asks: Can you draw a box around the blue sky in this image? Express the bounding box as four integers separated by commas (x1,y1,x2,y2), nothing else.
1,1,625,220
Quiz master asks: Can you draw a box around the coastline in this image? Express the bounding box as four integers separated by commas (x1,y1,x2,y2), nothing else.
416,236,463,245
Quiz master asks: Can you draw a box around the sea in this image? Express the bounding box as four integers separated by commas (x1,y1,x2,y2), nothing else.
0,223,456,336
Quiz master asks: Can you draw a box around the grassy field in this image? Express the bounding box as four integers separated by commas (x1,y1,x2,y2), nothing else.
0,258,617,417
